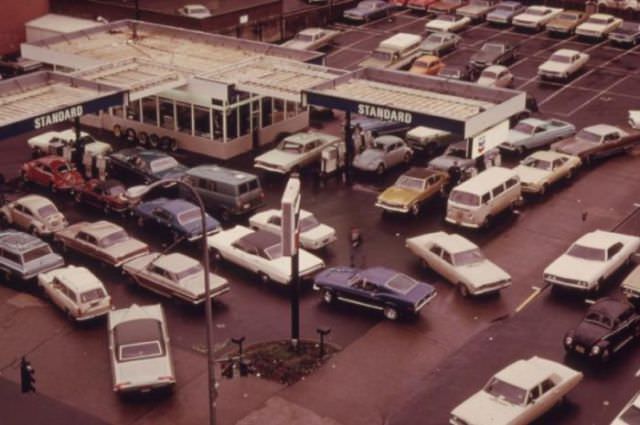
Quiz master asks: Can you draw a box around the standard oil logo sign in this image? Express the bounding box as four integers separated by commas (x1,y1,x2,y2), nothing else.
357,104,412,124
33,106,84,130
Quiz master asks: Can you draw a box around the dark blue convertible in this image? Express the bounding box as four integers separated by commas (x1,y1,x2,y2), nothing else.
313,266,437,320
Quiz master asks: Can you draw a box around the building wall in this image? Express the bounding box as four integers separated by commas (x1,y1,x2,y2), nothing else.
0,0,49,55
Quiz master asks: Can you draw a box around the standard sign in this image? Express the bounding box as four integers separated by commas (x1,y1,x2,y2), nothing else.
33,106,84,130
357,104,413,124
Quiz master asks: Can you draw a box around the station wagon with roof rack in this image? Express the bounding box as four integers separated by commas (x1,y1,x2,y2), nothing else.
0,231,64,281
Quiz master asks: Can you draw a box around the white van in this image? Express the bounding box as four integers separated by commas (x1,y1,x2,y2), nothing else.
359,33,423,70
446,167,521,229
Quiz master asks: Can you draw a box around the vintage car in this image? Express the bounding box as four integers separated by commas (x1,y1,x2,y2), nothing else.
349,116,412,141
54,220,150,268
576,13,623,39
428,140,479,177
551,124,640,163
546,10,590,35
133,197,221,243
425,14,472,32
405,126,454,155
469,41,516,69
358,33,423,70
376,168,449,216
249,209,336,250
108,304,176,393
0,195,68,237
74,179,130,214
419,32,461,56
513,150,582,195
207,225,325,285
486,0,526,24
612,391,640,425
0,231,64,282
407,0,438,11
254,132,340,174
343,0,394,22
21,155,84,194
437,64,477,81
177,4,212,18
512,5,564,30
476,65,513,87
499,118,576,153
622,264,640,301
630,110,640,129
564,298,640,362
27,129,112,160
123,252,229,304
538,49,589,80
609,21,640,46
428,0,469,15
406,231,511,296
409,55,446,75
449,356,583,425
313,266,437,320
353,136,413,174
38,265,112,321
543,230,640,292
458,0,498,20
108,148,188,184
282,27,340,50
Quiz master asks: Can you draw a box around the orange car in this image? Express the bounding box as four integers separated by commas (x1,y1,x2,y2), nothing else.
409,55,445,75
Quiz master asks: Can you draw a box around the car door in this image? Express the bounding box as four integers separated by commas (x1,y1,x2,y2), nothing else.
426,245,449,279
529,380,561,421
33,163,51,186
606,242,625,277
600,132,622,157
152,209,173,230
230,242,260,272
550,157,568,183
389,143,405,167
12,204,32,230
54,279,78,315
75,232,101,261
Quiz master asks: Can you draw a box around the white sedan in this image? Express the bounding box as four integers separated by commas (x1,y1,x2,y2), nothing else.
207,225,325,285
512,5,563,30
576,13,623,39
254,132,341,174
543,230,640,292
406,231,511,296
450,356,583,425
425,14,472,33
611,391,640,425
476,65,513,88
630,110,640,129
28,128,112,158
249,209,337,250
514,150,582,195
538,49,589,80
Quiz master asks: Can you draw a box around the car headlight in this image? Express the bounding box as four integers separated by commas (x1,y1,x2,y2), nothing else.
591,345,600,355
565,336,573,346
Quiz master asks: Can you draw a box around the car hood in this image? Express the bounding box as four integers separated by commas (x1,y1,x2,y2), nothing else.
301,224,336,244
25,253,65,274
272,251,324,281
344,8,366,16
513,165,550,185
456,261,511,288
471,51,498,64
452,391,524,425
113,355,173,388
552,139,593,156
359,57,386,68
571,321,609,348
154,165,188,180
180,272,229,297
104,240,149,262
476,76,496,86
460,4,488,13
255,149,299,168
420,41,442,51
549,18,575,28
405,281,437,304
354,149,384,165
545,255,606,282
182,217,221,236
515,12,544,21
378,186,421,205
428,155,464,171
315,267,360,287
489,10,512,18
506,130,529,144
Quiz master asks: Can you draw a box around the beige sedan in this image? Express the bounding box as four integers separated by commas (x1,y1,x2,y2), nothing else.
513,150,581,195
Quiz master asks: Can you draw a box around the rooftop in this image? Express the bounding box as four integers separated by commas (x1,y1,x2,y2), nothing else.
153,253,199,274
187,165,259,184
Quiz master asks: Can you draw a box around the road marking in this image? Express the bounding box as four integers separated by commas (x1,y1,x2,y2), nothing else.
567,73,631,116
514,285,545,313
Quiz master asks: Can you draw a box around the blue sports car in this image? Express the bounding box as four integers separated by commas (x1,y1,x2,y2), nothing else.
133,197,221,242
313,266,437,320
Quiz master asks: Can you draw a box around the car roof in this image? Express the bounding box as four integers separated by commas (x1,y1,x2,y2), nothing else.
360,266,398,284
416,55,440,63
553,48,581,56
526,150,573,161
237,229,280,252
81,220,126,239
583,124,620,135
575,230,628,249
0,231,48,253
590,13,615,19
588,298,631,320
16,194,54,209
518,118,547,127
186,164,258,184
153,252,199,273
494,358,552,389
54,266,103,293
526,5,549,11
407,126,449,137
404,167,445,179
110,303,163,329
483,65,509,73
284,132,335,145
428,231,478,252
157,198,198,215
453,167,517,194
373,135,404,145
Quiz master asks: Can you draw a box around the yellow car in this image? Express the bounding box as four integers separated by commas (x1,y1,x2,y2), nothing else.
409,55,445,76
375,167,449,216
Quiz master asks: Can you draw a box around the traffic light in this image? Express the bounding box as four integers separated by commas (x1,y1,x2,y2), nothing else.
20,356,35,393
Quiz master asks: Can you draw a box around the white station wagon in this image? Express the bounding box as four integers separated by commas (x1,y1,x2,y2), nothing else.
249,208,337,250
544,230,640,292
38,265,112,321
254,132,341,174
406,231,511,296
0,194,68,237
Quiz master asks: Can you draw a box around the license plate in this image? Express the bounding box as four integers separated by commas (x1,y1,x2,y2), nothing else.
575,345,585,354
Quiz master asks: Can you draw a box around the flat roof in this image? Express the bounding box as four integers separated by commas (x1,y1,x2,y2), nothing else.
26,14,102,34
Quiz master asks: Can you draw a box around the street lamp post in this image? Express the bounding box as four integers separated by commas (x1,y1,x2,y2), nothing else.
125,179,217,425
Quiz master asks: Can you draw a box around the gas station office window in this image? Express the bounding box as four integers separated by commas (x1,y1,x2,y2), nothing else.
176,102,192,135
159,97,175,130
194,106,211,139
142,96,158,126
126,99,141,121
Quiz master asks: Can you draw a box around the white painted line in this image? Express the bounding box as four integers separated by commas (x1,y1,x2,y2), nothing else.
567,74,632,116
515,286,543,313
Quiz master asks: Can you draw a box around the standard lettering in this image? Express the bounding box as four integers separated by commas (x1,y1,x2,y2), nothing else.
33,106,84,130
355,104,412,124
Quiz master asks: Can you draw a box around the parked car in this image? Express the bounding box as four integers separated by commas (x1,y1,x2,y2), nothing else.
343,0,394,22
0,195,68,237
207,225,325,285
392,0,409,6
499,118,576,153
630,110,640,129
254,132,340,174
109,148,188,184
622,264,640,301
457,0,499,21
177,4,212,18
425,14,471,32
546,10,590,35
409,55,445,75
551,124,640,163
358,33,423,70
123,252,230,304
349,116,412,144
405,126,454,155
609,21,640,46
512,5,563,31
486,0,526,24
538,49,589,80
576,13,623,39
419,32,461,56
54,220,150,268
437,64,477,80
27,129,112,160
74,179,130,214
427,140,479,177
407,0,438,11
406,231,511,296
543,230,640,292
428,0,469,15
313,266,437,320
21,155,84,194
564,298,640,362
133,197,221,243
38,265,111,321
0,231,64,282
476,65,513,87
376,168,449,216
611,391,640,425
249,209,336,250
514,151,581,195
108,304,176,393
353,136,413,174
449,356,583,425
469,41,516,69
282,28,340,50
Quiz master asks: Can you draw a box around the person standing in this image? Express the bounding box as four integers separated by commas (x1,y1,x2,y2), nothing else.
349,227,364,268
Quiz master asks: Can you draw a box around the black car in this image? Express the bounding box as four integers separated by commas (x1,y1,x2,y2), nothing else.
564,298,640,362
609,22,640,46
469,41,516,69
313,266,437,320
437,64,477,81
108,147,188,185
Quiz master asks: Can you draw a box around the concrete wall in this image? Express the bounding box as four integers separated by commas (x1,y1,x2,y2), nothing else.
0,0,49,55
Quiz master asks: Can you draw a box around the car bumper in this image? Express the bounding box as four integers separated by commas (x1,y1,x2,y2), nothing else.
521,183,543,194
254,162,288,174
576,30,603,39
302,234,337,250
445,214,481,229
374,201,411,213
75,305,112,321
470,280,511,295
191,286,231,305
610,36,634,44
513,20,541,28
487,16,509,24
547,26,571,34
538,70,567,79
544,275,593,290
114,379,175,393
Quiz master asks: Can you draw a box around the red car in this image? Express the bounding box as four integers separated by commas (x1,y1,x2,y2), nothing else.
74,179,131,214
407,0,437,11
21,155,84,194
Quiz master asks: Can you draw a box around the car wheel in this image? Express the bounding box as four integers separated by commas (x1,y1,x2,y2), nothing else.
136,216,145,227
410,203,420,217
593,279,603,293
149,134,160,148
420,258,430,269
28,226,39,236
376,163,385,175
458,283,470,297
585,155,594,166
0,214,8,228
221,210,231,222
209,248,222,263
125,128,137,144
517,145,526,156
169,138,178,152
626,254,634,267
323,290,335,305
383,306,398,321
600,348,611,363
21,170,29,184
565,168,576,180
258,272,270,284
1,269,10,283
74,192,83,203
137,131,149,147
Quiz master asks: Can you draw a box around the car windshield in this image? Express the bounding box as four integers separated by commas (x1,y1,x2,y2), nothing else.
149,157,179,173
567,244,605,261
80,288,106,303
385,274,417,294
299,216,320,232
484,377,527,405
189,6,209,14
527,8,548,16
550,54,571,63
115,319,165,362
471,0,490,6
446,146,466,157
22,245,52,262
559,13,578,20
396,175,425,190
439,15,457,21
177,208,200,225
279,140,303,154
454,248,485,266
175,263,202,280
620,404,640,423
585,311,614,329
264,243,283,260
521,157,552,170
587,16,609,25
361,1,378,9
372,50,393,61
482,43,503,53
450,190,480,206
427,34,444,43
99,230,129,247
576,129,602,143
37,204,58,218
372,141,388,150
513,122,536,134
106,185,125,196
295,33,314,42
119,341,163,361
481,70,498,79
